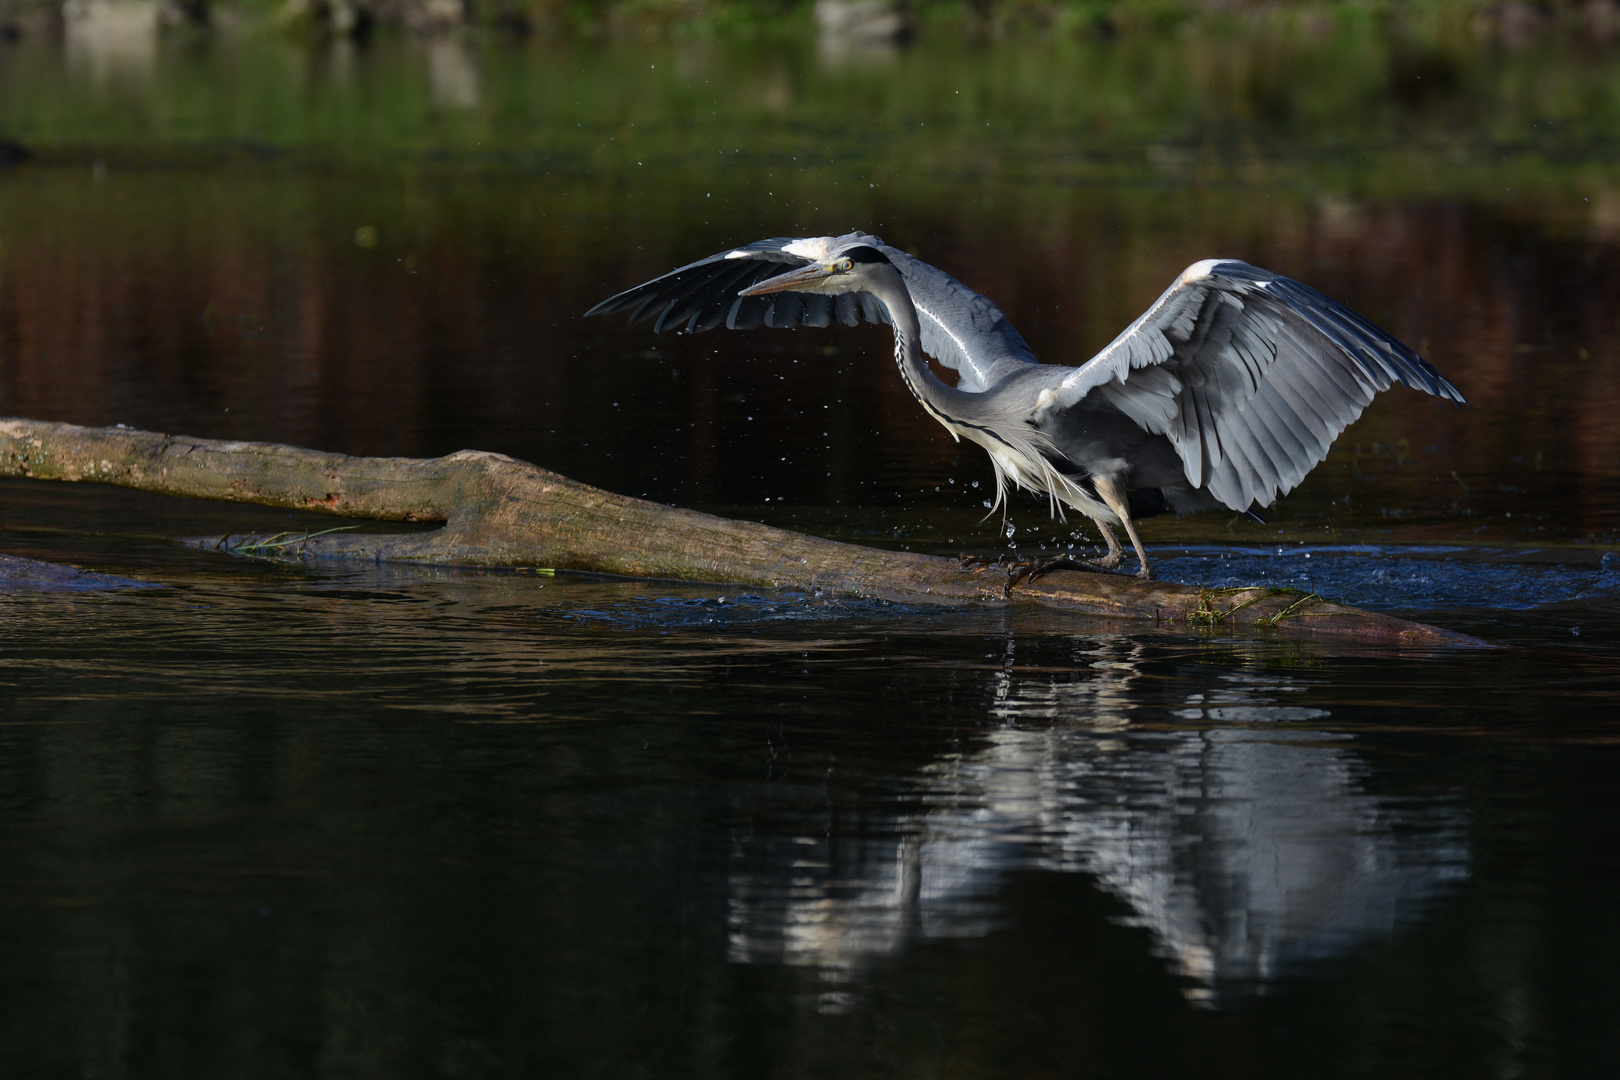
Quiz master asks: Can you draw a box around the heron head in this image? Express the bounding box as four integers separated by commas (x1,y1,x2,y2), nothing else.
738,245,893,297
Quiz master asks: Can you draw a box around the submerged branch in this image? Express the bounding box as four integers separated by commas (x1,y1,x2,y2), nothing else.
1,417,1483,646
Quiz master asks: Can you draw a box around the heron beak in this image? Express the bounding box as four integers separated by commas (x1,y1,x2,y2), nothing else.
738,262,834,297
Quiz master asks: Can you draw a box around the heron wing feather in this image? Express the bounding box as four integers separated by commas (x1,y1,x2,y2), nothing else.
587,234,1038,393
1042,260,1465,511
586,235,858,329
1265,358,1336,446
765,292,807,328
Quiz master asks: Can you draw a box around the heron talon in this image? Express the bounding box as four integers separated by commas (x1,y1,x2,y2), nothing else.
999,556,1118,597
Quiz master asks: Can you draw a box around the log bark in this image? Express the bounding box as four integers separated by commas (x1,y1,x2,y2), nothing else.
1,417,1485,646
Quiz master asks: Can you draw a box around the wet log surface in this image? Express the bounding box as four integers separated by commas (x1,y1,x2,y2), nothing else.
1,417,1486,646
0,552,156,592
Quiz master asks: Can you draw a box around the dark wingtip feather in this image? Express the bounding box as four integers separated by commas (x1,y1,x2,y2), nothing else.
583,292,642,319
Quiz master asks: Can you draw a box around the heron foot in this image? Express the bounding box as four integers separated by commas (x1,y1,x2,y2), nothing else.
1094,551,1124,570
959,553,1132,596
999,556,1122,597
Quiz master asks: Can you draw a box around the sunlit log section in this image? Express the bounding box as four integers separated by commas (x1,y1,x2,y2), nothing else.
0,416,1484,646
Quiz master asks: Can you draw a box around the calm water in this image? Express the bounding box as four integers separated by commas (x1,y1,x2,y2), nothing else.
3,26,1620,1079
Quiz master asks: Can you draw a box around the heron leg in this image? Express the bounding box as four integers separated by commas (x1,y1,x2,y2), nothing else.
1092,520,1125,570
1092,476,1154,580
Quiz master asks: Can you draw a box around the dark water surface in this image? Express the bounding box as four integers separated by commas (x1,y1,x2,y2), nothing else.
4,27,1620,1079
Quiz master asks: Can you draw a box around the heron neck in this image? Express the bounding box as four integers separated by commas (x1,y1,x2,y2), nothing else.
870,271,972,428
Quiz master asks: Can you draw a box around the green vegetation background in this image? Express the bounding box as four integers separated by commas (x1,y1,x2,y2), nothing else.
5,0,1617,38
7,4,1619,213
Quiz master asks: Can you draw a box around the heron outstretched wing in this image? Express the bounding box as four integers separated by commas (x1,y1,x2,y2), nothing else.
1039,260,1467,511
586,234,1037,392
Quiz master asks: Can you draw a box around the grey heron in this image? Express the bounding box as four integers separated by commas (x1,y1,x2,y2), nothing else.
587,233,1466,581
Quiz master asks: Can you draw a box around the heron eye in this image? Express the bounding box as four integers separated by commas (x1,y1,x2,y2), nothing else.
836,258,853,272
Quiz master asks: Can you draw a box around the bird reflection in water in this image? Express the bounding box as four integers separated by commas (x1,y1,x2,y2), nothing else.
725,644,1468,1009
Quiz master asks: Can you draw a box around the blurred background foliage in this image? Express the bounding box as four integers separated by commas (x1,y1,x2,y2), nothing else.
1,0,1619,41
5,0,1620,209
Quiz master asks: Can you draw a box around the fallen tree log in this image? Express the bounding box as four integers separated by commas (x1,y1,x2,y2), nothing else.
1,417,1484,646
0,552,156,592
